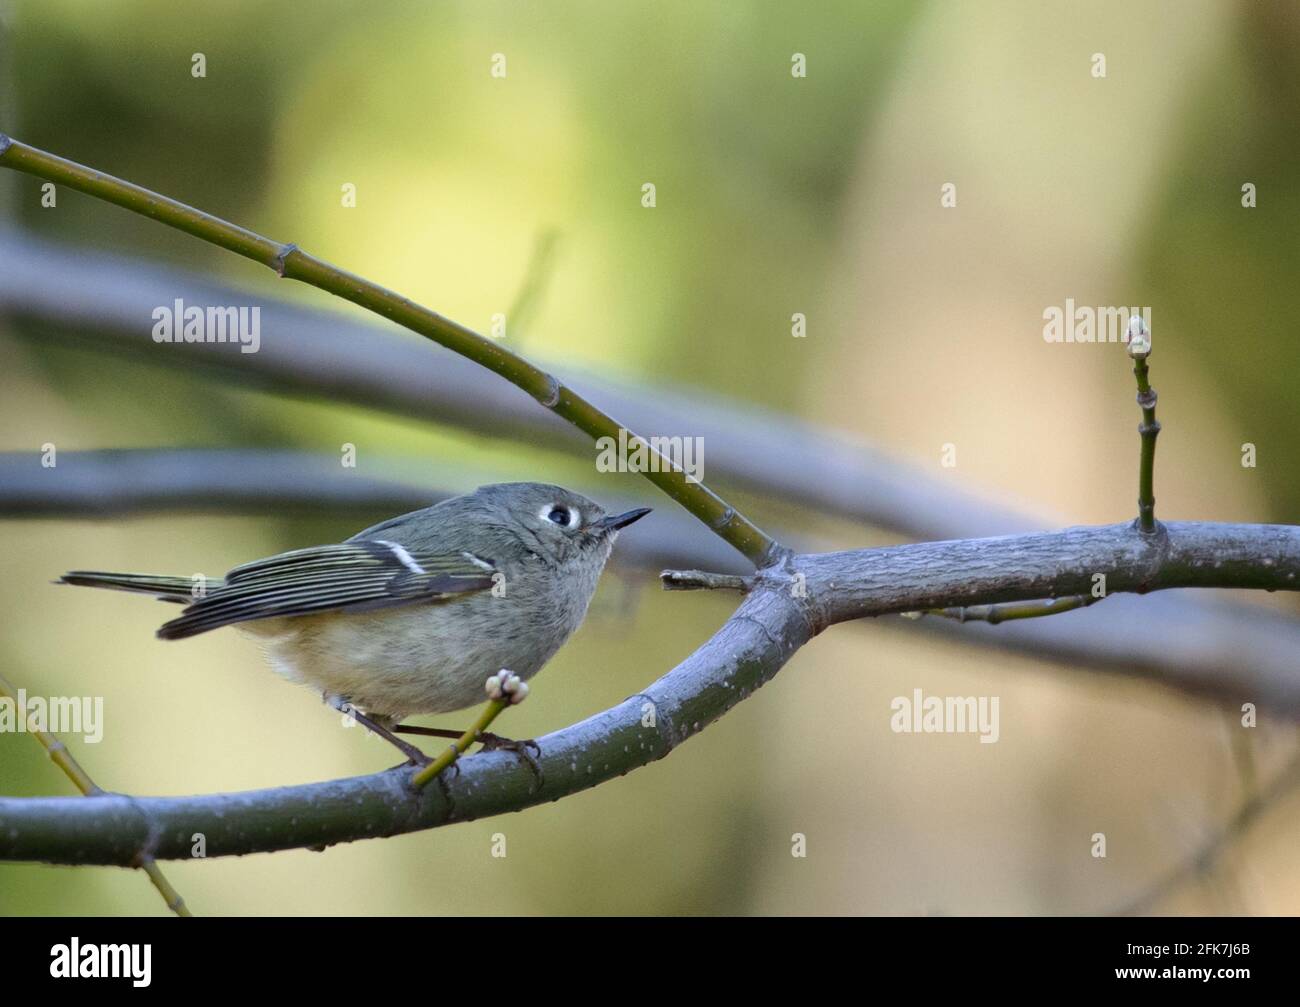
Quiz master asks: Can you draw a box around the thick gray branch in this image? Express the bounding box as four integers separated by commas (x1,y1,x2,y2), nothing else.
0,587,809,864
796,522,1299,622
1,519,1295,865
791,521,1300,708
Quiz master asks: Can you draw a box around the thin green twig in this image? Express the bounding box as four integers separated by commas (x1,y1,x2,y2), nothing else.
659,568,754,592
1128,319,1159,534
910,594,1099,625
0,671,192,916
0,135,779,567
410,699,508,789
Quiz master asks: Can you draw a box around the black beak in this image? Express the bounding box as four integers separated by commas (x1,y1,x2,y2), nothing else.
597,507,652,532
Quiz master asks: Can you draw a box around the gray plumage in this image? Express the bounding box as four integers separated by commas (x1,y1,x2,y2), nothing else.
60,482,650,721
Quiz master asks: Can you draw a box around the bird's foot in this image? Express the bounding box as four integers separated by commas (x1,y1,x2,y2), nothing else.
392,723,540,782
476,731,540,758
477,732,543,785
395,724,539,756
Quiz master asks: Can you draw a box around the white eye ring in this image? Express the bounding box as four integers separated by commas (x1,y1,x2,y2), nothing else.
540,503,580,528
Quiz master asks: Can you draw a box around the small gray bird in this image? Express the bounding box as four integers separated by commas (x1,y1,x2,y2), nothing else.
60,482,650,762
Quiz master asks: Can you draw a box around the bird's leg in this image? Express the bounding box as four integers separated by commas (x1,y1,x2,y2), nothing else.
395,723,542,782
326,694,431,767
395,723,540,755
393,724,462,741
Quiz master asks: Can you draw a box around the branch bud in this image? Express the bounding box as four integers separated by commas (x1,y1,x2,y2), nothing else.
1124,315,1151,358
485,671,529,704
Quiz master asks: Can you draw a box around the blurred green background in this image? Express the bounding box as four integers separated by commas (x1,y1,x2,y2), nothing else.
1,0,1298,915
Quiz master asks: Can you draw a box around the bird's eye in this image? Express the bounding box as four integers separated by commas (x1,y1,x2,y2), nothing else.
547,506,572,527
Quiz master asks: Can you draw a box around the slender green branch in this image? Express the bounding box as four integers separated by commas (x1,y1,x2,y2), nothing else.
0,671,192,916
909,594,1099,625
0,135,779,567
1127,317,1159,534
410,672,529,788
139,861,191,917
411,699,508,789
659,569,754,592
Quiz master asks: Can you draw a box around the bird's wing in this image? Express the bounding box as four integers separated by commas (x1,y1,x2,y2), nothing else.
157,541,496,640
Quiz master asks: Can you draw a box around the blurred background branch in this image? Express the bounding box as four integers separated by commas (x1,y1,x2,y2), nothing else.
4,225,1299,687
0,227,1035,541
5,448,1300,714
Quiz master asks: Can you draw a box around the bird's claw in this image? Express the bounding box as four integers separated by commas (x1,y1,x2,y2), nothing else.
477,731,539,756
477,732,543,784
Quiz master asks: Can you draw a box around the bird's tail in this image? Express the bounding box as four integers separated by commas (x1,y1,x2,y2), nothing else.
58,571,210,604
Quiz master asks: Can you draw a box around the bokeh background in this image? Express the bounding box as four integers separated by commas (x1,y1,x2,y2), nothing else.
1,0,1298,915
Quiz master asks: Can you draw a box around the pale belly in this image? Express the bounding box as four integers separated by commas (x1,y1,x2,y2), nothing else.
240,598,572,720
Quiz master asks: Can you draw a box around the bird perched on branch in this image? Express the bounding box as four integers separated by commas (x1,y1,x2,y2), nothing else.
60,482,651,764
